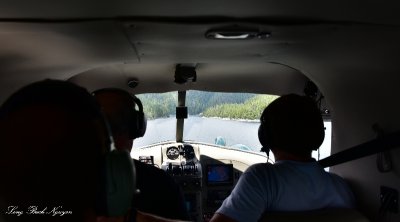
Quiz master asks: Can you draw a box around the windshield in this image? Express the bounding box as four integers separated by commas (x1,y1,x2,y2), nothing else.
134,91,331,161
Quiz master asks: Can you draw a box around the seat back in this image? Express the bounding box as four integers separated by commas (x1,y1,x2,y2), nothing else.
259,208,369,222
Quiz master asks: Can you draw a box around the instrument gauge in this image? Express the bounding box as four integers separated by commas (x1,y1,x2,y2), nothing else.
166,147,180,160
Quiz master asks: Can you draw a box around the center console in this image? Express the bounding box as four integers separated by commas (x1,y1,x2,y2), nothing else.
159,143,240,222
161,143,203,221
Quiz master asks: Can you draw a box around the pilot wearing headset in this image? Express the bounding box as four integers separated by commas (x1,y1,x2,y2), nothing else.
210,94,355,222
93,89,189,221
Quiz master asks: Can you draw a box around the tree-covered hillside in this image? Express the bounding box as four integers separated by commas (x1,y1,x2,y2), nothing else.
137,91,277,120
202,95,278,120
137,92,176,119
186,91,254,115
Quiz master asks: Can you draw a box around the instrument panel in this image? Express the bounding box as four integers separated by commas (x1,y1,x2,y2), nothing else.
165,144,197,161
133,141,269,222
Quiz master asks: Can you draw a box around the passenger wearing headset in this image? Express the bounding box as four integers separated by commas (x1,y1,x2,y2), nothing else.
0,80,186,222
0,80,137,222
93,89,189,220
210,94,355,222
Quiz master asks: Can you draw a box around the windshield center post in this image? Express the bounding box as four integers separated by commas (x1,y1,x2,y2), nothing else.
176,91,188,142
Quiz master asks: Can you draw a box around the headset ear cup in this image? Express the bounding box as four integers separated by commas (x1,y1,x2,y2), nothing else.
139,112,147,137
130,96,147,139
258,124,265,147
104,150,136,216
129,110,138,139
258,124,270,155
129,110,147,139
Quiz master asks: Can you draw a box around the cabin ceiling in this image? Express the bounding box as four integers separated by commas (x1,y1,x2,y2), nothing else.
0,0,400,110
0,0,400,25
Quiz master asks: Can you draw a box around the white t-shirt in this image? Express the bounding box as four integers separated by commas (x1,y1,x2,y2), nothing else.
216,160,355,222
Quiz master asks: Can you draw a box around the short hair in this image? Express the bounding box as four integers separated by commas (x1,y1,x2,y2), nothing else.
0,80,110,222
260,94,325,155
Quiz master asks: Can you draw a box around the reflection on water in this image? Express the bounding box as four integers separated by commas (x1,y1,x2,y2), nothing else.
133,117,331,161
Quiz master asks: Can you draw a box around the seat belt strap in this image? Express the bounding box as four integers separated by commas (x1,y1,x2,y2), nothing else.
318,130,400,167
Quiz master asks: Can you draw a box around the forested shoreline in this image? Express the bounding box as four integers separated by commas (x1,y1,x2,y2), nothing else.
137,91,278,120
202,95,278,119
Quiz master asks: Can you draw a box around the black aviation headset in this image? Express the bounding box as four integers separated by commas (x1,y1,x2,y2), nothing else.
258,118,271,157
258,94,325,158
0,80,137,217
97,142,137,217
93,88,147,140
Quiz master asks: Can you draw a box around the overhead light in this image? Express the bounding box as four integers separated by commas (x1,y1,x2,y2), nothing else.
206,31,257,40
215,33,251,39
213,32,253,40
205,27,270,40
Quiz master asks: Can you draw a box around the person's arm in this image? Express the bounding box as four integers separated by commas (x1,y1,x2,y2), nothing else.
210,212,238,222
133,161,190,220
136,210,189,222
211,164,268,222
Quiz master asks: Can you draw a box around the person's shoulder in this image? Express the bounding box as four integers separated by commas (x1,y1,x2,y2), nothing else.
133,159,180,194
324,171,354,192
132,160,189,219
326,171,350,184
134,159,160,171
134,159,168,175
243,162,274,179
247,162,273,172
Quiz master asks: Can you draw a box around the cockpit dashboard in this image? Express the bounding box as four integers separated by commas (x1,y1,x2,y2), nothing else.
131,141,269,221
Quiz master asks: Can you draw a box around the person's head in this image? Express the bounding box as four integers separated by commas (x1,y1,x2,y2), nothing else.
258,94,325,159
93,89,146,152
0,80,115,222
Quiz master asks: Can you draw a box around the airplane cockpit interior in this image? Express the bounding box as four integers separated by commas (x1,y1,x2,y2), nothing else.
0,1,400,222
